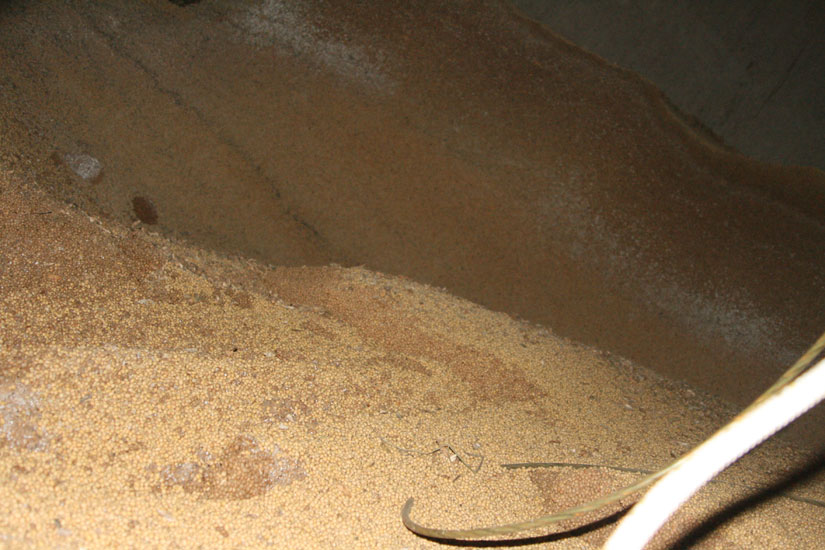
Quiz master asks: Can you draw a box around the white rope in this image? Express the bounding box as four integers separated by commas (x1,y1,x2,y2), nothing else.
603,355,825,550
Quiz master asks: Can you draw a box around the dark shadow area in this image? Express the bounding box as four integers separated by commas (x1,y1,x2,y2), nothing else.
672,448,825,548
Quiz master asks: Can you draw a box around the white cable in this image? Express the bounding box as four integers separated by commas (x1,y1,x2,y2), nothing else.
602,355,825,550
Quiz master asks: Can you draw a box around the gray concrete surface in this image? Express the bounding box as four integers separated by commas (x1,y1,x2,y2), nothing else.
510,0,825,172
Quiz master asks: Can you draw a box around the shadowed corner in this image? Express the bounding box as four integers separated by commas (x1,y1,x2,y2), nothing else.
670,448,825,550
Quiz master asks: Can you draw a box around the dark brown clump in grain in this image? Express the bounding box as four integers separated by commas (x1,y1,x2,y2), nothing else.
132,196,158,225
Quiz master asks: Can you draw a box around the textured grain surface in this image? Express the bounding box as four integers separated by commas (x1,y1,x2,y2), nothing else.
2,0,824,448
1,1,824,547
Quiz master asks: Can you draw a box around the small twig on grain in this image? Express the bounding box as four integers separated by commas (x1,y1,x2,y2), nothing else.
378,435,484,475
